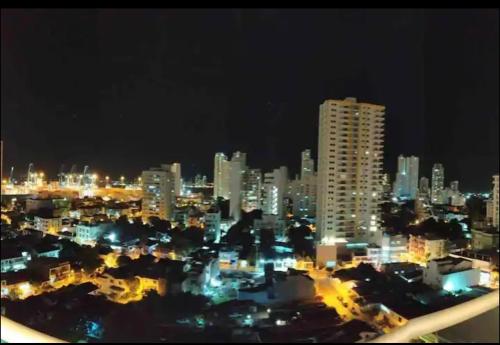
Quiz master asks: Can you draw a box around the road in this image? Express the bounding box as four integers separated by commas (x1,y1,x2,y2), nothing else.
308,268,386,333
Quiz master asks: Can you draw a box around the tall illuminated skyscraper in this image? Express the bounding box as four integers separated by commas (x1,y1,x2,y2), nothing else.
229,151,247,221
213,152,230,199
393,155,419,200
142,165,175,222
431,163,445,204
170,163,182,196
316,97,385,244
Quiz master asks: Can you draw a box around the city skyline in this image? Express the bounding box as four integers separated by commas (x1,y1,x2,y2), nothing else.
1,9,498,190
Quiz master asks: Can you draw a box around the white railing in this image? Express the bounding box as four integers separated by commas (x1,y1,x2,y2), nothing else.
0,315,67,343
2,290,498,343
367,289,499,343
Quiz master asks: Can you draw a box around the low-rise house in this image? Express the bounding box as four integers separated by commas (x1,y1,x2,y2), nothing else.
237,269,315,305
423,256,480,292
1,244,30,273
408,233,448,265
34,215,62,235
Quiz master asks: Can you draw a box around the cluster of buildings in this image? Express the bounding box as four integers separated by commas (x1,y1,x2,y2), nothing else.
1,98,499,342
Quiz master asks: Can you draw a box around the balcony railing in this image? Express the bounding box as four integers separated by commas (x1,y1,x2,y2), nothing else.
2,290,498,343
367,289,499,343
0,316,67,343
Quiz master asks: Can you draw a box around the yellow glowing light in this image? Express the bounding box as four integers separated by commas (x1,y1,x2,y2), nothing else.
120,176,125,181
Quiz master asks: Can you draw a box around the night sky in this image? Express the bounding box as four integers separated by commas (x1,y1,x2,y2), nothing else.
1,9,498,191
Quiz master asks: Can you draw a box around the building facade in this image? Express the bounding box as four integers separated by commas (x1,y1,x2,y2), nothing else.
316,97,385,244
262,166,288,219
393,155,419,200
431,163,445,205
142,166,175,222
214,153,230,200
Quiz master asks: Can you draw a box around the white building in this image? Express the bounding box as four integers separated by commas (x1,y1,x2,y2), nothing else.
393,155,419,200
316,97,385,244
34,216,62,235
75,223,111,246
423,257,480,292
214,152,230,200
229,151,247,221
242,169,262,213
431,163,445,204
262,166,288,219
379,232,408,264
142,165,175,222
170,163,182,197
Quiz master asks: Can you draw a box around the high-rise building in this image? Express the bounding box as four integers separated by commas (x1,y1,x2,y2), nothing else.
287,150,317,218
419,177,430,196
214,153,230,199
393,155,419,200
493,175,499,228
431,163,445,204
381,173,392,195
263,166,288,219
229,151,247,221
316,97,385,244
170,163,182,196
242,168,262,212
301,149,314,179
450,180,459,193
142,165,175,222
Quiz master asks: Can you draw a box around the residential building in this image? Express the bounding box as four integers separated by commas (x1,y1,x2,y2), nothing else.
204,209,222,243
262,166,288,219
286,149,317,218
1,247,29,273
419,177,430,197
75,222,112,246
229,151,247,221
34,216,62,235
393,155,419,200
142,165,175,222
237,269,315,305
316,97,385,244
422,257,480,292
242,168,262,213
471,228,499,251
431,163,445,204
379,232,408,264
301,149,314,179
170,163,182,197
214,152,230,199
408,234,448,265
